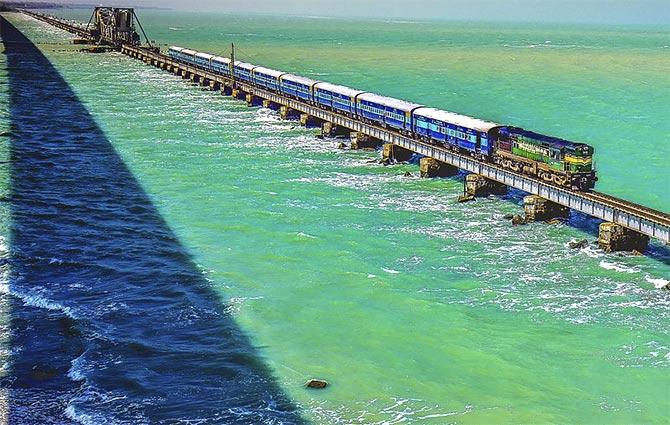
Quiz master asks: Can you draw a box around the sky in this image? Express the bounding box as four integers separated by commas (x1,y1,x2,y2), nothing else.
29,0,670,25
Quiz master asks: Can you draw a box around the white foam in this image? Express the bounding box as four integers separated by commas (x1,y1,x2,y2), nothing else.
599,260,640,274
645,275,669,289
382,268,400,274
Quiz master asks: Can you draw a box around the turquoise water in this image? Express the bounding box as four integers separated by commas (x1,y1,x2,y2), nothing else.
2,10,670,424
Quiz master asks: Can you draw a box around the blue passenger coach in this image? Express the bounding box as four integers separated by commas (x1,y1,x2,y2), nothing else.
211,56,231,76
252,67,284,92
233,61,256,83
168,46,184,61
194,52,213,70
412,108,499,155
357,93,423,132
279,74,319,102
314,82,365,115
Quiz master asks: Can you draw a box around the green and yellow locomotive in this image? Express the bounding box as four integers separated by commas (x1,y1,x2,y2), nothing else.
492,127,597,191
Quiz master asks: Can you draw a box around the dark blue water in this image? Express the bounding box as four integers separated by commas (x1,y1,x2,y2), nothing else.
0,17,304,424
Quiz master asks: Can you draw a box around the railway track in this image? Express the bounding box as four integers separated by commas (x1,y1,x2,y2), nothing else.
585,191,670,226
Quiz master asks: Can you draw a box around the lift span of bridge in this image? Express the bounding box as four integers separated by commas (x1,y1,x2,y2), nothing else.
15,9,670,252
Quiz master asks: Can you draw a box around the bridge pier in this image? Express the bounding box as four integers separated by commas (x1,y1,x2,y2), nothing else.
461,174,507,200
382,143,413,163
262,99,280,110
300,113,322,128
523,195,570,222
598,223,649,253
350,132,382,150
279,105,299,119
320,121,349,137
420,157,458,178
220,85,232,96
232,89,248,100
246,94,261,106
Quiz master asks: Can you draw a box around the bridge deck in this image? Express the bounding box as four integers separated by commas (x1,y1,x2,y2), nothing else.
16,11,670,244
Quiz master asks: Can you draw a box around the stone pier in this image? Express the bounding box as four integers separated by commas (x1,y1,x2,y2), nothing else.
598,222,649,253
419,157,458,178
321,121,349,137
280,105,299,120
245,93,259,106
523,195,570,222
382,143,413,163
460,174,507,201
300,113,321,127
350,132,381,150
262,99,278,110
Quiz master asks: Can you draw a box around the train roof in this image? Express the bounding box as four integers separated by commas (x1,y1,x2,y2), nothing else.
314,82,365,98
414,107,501,133
253,66,284,78
212,56,231,64
233,61,256,71
506,128,590,150
280,73,319,86
181,49,197,56
168,46,184,52
195,52,214,60
358,92,423,112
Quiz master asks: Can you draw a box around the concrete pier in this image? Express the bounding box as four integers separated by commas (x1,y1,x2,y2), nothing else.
382,143,413,163
321,121,349,138
465,174,507,197
598,222,649,253
300,113,321,127
350,132,381,150
245,93,259,106
523,195,570,222
280,105,299,120
420,157,458,178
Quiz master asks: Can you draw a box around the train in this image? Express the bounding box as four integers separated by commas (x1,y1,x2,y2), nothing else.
168,46,597,191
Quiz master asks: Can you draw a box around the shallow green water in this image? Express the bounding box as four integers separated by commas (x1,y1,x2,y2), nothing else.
9,11,670,423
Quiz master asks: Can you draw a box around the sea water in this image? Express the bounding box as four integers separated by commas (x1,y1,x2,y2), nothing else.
0,10,668,424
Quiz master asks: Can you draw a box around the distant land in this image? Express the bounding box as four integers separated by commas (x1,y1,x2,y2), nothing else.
0,1,170,10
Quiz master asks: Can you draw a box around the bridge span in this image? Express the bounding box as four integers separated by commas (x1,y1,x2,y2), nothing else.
15,10,670,252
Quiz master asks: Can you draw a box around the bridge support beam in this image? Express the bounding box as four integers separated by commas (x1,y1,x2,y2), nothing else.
523,195,570,222
350,132,382,150
420,157,458,178
321,121,349,137
598,223,649,253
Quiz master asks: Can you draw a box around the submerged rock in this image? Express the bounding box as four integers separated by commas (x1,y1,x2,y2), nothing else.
457,194,475,203
511,214,526,225
305,379,328,389
337,142,347,149
502,214,515,220
403,171,412,177
568,239,589,249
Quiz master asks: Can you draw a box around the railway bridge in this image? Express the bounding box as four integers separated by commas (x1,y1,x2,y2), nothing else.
13,9,670,253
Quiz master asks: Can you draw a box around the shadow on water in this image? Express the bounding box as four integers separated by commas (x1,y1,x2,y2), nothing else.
0,16,305,424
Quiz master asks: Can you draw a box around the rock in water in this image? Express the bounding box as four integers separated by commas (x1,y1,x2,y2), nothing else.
568,239,588,249
511,214,526,225
305,379,328,389
457,194,475,203
503,214,515,220
403,171,412,177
